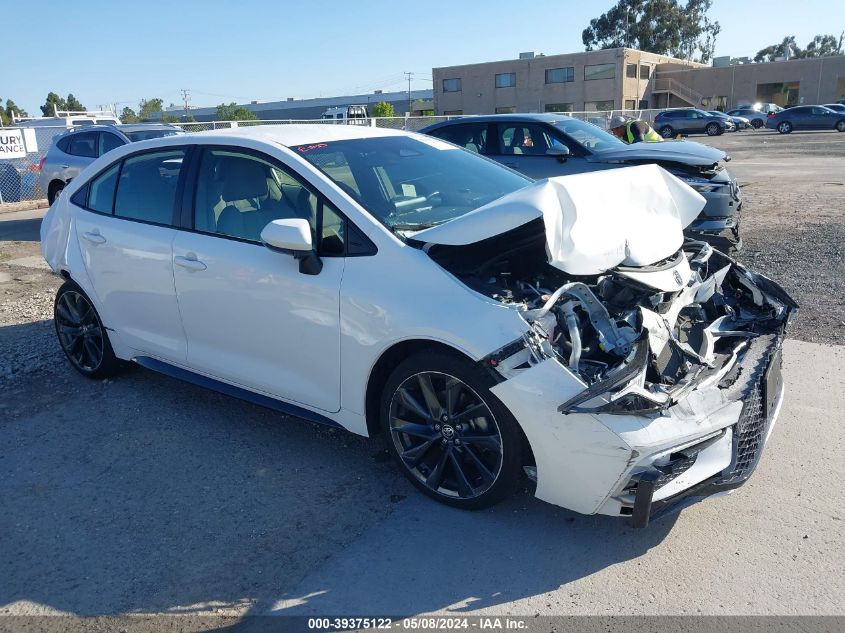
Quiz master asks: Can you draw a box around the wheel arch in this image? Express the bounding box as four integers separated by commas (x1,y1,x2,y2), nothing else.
364,339,473,437
363,338,536,468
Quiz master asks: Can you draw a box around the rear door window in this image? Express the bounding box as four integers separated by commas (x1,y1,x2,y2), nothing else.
87,163,120,214
69,132,98,158
113,149,185,225
99,132,124,156
427,123,488,154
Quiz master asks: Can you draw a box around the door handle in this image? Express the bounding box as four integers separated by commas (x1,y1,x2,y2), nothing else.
81,231,106,244
60,164,70,169
174,255,207,271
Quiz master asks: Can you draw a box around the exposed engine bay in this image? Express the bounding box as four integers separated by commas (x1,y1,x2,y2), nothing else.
423,216,797,416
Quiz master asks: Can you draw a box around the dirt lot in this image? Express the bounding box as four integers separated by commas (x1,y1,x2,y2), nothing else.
0,130,843,621
703,130,845,345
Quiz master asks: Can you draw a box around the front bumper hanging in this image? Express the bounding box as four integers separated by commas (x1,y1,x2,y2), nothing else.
630,341,784,528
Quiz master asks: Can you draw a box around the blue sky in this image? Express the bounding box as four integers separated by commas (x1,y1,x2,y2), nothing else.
7,0,842,114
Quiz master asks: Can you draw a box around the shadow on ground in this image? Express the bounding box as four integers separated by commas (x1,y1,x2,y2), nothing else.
0,343,676,617
0,217,43,242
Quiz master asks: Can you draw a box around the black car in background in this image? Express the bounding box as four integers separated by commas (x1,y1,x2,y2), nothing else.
421,114,742,250
765,106,845,134
653,109,734,138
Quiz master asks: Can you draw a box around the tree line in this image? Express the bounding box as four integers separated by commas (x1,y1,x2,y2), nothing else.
584,0,843,66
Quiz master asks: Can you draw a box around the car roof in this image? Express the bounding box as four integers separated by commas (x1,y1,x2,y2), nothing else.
190,123,410,146
420,113,582,130
118,123,182,132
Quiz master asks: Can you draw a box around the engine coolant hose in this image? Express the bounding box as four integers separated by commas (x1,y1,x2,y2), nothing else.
560,302,582,372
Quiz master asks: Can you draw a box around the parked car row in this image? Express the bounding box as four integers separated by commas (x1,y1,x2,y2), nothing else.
40,122,795,527
653,103,845,136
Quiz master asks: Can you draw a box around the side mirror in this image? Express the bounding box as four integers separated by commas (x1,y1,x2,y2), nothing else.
546,146,570,162
260,218,322,275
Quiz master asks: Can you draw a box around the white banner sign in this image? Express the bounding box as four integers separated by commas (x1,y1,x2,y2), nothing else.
0,128,37,159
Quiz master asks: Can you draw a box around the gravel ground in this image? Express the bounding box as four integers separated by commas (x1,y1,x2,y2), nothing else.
704,130,845,345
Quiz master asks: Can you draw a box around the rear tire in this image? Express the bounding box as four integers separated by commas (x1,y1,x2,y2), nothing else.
836,120,845,132
54,281,123,379
706,122,721,136
47,181,65,205
659,125,674,139
751,118,764,129
777,121,792,134
380,349,524,510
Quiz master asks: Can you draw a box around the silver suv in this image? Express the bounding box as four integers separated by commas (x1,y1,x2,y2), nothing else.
40,124,184,204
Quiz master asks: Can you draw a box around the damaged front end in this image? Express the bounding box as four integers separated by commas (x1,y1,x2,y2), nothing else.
414,166,796,524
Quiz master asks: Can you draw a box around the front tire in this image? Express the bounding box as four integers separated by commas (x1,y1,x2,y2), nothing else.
706,122,721,136
751,118,764,129
659,125,674,139
777,121,792,134
381,350,524,510
54,281,122,378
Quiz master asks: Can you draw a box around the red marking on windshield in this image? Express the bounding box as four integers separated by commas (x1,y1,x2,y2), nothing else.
295,143,328,153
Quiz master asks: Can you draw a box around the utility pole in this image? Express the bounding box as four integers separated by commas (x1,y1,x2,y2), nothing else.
181,89,191,119
404,72,414,116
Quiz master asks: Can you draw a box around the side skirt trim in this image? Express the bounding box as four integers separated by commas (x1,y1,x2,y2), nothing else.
133,356,342,429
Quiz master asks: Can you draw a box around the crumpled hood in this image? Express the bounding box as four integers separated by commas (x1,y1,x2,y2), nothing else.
414,164,706,275
585,139,726,168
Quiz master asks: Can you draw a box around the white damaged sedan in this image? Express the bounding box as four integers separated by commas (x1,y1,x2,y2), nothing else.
40,125,796,527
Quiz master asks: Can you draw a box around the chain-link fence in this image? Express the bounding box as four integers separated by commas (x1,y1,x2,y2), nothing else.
0,125,69,204
0,108,688,205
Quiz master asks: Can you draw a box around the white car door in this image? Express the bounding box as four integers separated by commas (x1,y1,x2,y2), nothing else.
73,148,188,362
171,147,345,412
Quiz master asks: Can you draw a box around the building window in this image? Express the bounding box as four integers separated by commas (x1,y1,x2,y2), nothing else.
640,65,651,81
495,73,516,88
443,110,463,115
544,103,573,113
626,64,637,78
495,106,516,114
585,63,616,81
442,78,462,93
545,67,575,84
639,99,649,109
585,100,615,111
624,100,636,110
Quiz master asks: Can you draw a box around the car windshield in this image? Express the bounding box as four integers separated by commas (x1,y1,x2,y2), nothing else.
292,135,531,234
551,118,624,153
125,129,181,142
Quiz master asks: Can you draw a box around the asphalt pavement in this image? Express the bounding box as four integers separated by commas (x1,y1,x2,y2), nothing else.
1,132,843,620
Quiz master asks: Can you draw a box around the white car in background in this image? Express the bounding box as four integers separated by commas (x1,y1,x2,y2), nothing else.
40,125,796,527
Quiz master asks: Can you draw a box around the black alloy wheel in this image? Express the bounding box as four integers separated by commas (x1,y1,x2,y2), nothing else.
54,281,122,378
389,371,503,501
382,351,525,509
